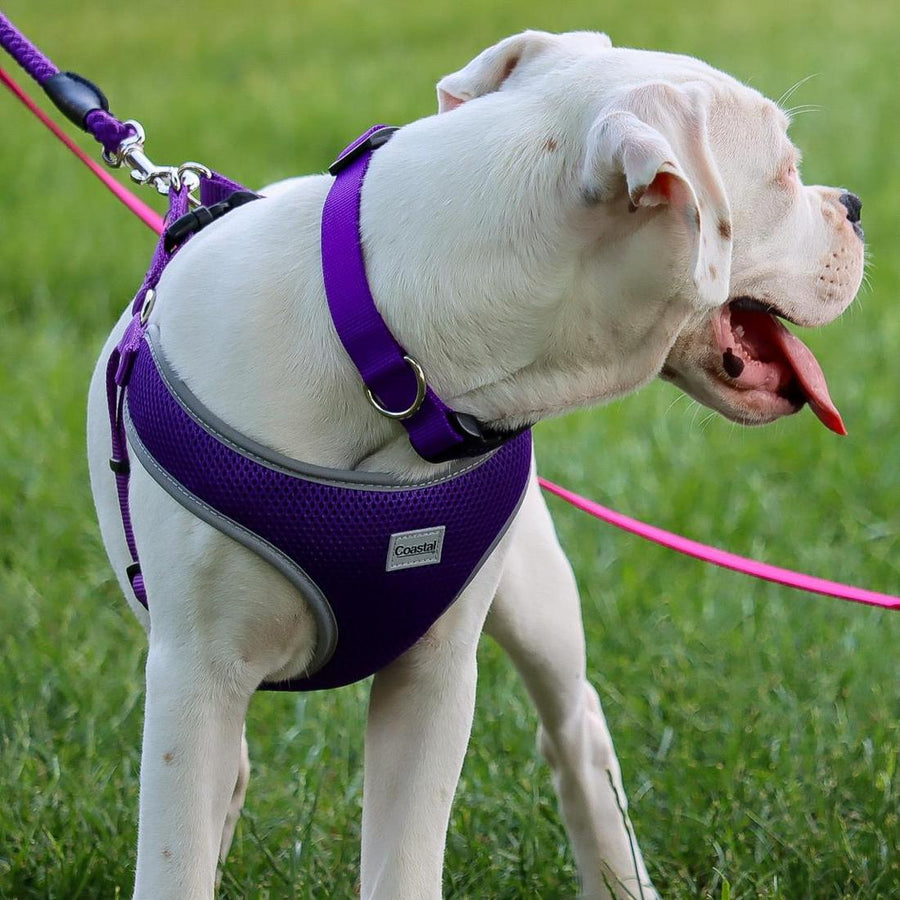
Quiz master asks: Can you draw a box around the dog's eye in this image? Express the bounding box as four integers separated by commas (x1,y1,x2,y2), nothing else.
776,159,800,189
784,150,802,182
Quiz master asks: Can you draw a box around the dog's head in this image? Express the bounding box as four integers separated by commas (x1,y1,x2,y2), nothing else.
432,31,864,433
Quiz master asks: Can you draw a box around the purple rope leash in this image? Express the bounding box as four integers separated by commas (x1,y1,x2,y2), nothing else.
0,12,56,83
0,10,134,155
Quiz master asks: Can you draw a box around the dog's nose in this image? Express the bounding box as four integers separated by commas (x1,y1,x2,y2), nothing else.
839,192,862,224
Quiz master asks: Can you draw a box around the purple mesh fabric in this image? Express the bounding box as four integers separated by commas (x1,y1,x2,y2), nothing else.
126,339,532,691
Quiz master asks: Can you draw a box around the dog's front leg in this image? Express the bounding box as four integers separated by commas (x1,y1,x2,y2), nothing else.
133,637,252,900
485,477,658,900
360,547,508,900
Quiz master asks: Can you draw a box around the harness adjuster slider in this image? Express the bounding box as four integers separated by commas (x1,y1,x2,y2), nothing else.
125,562,142,586
329,127,399,176
139,288,157,326
109,457,130,474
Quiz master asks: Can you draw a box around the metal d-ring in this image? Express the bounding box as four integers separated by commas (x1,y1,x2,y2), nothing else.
365,355,427,420
177,161,213,208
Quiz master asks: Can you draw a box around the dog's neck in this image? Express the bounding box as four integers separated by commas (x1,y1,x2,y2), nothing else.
157,98,692,479
359,106,693,444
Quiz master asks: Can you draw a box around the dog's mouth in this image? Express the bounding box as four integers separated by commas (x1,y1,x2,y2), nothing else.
712,297,846,434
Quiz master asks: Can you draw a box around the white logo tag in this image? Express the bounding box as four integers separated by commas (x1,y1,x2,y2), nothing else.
386,526,446,572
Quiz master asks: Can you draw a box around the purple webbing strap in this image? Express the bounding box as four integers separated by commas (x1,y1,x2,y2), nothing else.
105,184,193,606
105,171,244,607
199,170,247,207
321,127,468,463
0,11,134,155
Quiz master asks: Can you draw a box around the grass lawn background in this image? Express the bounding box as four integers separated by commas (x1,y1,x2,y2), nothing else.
0,0,898,897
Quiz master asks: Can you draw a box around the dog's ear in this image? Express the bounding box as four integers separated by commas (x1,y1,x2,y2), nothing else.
436,30,559,114
583,82,733,308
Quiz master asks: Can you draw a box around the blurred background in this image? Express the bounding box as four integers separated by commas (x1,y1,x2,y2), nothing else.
0,1,897,896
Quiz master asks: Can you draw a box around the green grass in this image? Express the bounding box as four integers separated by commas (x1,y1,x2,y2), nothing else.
1,0,898,897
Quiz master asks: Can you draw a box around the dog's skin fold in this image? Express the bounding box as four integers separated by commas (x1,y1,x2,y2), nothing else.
86,30,863,899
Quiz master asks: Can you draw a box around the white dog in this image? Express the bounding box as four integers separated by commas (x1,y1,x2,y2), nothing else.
86,30,863,899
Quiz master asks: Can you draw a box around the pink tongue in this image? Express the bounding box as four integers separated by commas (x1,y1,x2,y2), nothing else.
769,318,846,435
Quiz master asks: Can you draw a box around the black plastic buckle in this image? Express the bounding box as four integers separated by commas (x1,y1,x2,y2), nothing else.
328,127,399,176
125,562,142,586
423,412,529,463
42,71,110,130
163,190,260,253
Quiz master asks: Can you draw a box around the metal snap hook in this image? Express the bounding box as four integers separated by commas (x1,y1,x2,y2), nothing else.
102,119,146,168
103,122,209,205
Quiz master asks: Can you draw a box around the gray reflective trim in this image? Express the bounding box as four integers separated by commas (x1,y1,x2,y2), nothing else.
145,326,493,491
124,409,339,678
451,457,530,602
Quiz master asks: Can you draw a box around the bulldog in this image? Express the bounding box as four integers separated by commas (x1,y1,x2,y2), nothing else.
86,29,864,899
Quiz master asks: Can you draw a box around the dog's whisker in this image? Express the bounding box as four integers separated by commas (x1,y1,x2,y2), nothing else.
778,73,820,108
687,402,710,434
664,391,690,417
783,103,824,117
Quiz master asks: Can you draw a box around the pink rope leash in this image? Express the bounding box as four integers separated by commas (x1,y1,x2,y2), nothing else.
3,64,896,612
539,478,900,610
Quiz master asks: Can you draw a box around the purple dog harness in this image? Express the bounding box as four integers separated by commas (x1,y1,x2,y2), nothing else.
108,126,533,691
